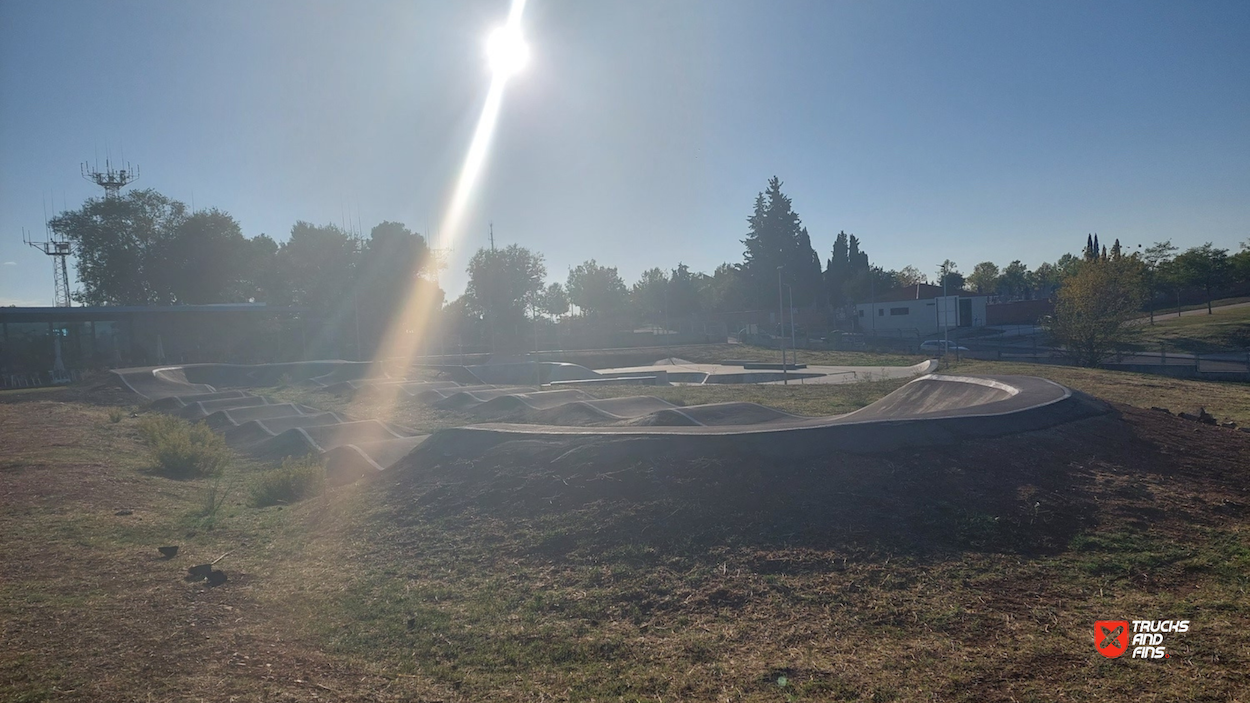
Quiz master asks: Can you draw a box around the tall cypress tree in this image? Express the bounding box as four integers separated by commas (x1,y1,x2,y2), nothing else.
740,177,823,308
825,231,849,306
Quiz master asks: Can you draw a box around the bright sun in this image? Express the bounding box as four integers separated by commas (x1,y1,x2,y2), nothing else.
486,25,529,79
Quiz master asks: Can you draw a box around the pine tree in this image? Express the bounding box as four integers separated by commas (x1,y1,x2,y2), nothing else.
740,177,823,308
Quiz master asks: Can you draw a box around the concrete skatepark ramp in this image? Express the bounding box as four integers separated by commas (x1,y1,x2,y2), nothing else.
113,359,1107,483
412,374,1109,465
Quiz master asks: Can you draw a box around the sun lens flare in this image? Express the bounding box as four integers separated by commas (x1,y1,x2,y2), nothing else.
487,25,529,79
365,0,529,416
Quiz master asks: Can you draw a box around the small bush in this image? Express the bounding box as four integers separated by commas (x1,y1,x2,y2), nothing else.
108,407,125,423
136,414,184,445
250,456,326,507
137,414,232,479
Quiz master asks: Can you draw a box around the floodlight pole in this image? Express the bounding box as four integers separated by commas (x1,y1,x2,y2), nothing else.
943,269,949,358
778,266,787,385
787,284,797,368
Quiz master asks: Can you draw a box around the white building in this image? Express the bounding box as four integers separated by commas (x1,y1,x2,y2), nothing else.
855,284,987,336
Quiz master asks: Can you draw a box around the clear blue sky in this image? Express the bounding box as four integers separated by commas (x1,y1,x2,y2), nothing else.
2,0,1247,306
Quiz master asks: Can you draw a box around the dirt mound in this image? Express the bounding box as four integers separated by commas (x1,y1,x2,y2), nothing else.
323,435,430,484
465,389,595,419
202,403,317,430
252,427,322,461
175,395,269,421
428,386,538,410
295,420,413,451
387,405,1250,555
148,389,251,411
221,412,347,449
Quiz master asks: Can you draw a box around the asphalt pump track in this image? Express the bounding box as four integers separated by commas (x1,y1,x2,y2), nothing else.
112,359,1109,482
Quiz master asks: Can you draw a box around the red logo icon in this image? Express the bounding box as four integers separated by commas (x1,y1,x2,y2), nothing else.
1095,620,1130,658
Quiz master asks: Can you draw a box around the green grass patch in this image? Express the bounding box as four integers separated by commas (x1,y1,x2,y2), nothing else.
136,414,232,479
944,358,1250,424
249,456,326,507
1132,303,1250,353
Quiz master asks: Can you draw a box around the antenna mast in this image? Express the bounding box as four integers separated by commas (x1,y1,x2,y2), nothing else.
24,225,73,307
81,158,139,199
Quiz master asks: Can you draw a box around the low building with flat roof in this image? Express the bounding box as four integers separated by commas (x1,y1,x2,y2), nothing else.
855,285,987,337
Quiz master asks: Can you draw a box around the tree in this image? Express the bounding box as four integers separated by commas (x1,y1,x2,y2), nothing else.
667,263,705,321
152,208,260,304
49,189,190,305
1231,241,1250,286
1031,262,1063,298
49,190,272,306
1045,257,1145,367
936,260,964,291
824,231,879,305
355,221,437,354
997,260,1031,300
1141,240,1178,324
566,259,627,319
240,234,280,302
825,231,850,307
1055,253,1083,279
465,245,547,337
896,265,928,287
630,267,669,325
704,263,749,313
270,222,357,311
1173,244,1231,315
536,282,569,319
741,177,824,308
967,261,1000,295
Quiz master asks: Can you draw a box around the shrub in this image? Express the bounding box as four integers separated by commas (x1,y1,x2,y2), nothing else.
249,456,326,507
108,407,125,423
136,414,184,445
137,414,232,479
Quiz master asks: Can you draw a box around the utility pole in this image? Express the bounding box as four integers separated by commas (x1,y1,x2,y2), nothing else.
942,266,949,358
486,223,496,353
787,284,796,367
778,266,787,385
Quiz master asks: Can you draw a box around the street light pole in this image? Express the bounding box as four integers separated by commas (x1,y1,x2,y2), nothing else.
778,266,787,385
787,284,797,368
942,267,949,358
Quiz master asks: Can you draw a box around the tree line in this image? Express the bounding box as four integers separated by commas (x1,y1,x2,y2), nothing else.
46,180,1250,351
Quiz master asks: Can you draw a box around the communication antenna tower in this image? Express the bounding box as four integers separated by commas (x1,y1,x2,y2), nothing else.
431,232,451,271
81,158,139,198
23,225,73,307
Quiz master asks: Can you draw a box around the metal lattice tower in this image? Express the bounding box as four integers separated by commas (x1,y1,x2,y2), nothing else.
23,226,73,307
81,159,139,198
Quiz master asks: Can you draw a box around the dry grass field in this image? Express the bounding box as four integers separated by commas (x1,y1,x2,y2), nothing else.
3,370,1250,701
